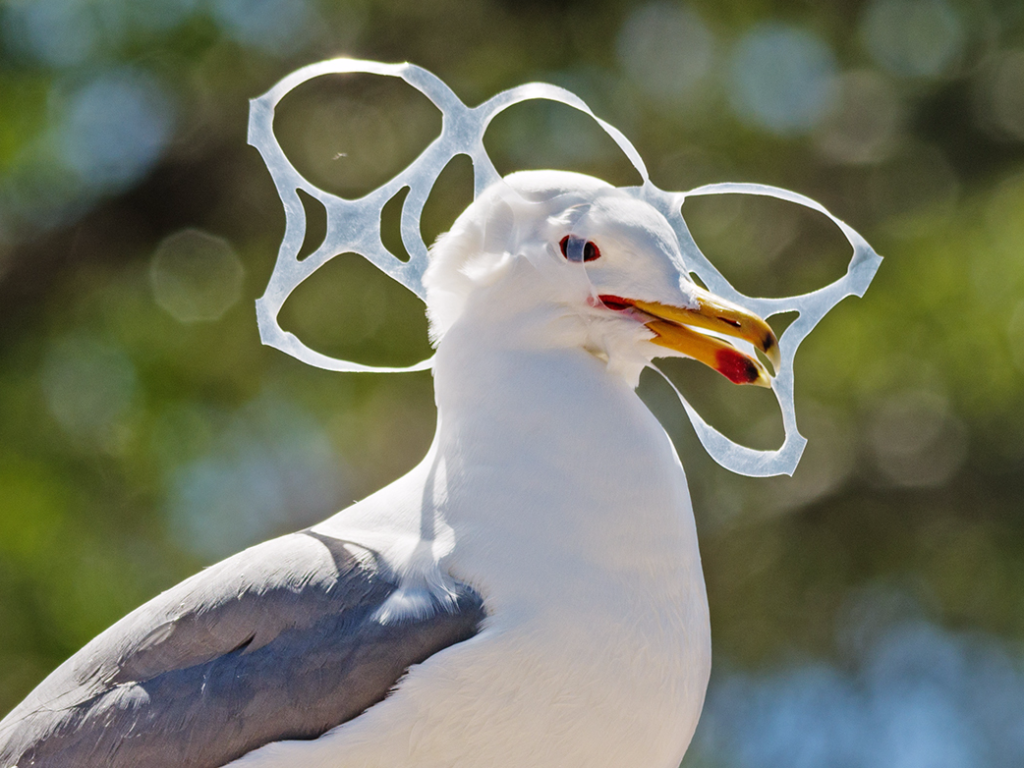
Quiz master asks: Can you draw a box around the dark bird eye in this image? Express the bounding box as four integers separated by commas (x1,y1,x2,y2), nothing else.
559,235,601,262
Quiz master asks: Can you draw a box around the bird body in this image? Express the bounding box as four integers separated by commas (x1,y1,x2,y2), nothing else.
233,359,709,768
254,334,711,768
1,171,781,768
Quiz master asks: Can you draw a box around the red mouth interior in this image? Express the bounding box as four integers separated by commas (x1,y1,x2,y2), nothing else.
598,295,633,311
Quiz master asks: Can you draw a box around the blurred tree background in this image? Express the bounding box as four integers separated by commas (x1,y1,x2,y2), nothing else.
1,0,1023,764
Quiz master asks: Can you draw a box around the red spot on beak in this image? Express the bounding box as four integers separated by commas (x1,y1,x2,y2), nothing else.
598,295,633,311
715,348,760,385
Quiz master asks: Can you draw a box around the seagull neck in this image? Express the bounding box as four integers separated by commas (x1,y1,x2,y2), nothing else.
432,300,618,438
430,301,698,581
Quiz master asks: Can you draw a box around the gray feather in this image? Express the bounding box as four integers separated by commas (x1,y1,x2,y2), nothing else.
0,530,485,768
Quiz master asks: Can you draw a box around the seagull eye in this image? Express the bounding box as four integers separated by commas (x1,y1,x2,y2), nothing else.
559,235,601,262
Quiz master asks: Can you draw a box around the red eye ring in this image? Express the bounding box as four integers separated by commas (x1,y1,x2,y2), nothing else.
559,235,601,262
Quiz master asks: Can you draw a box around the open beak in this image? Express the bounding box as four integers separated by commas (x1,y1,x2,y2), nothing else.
599,288,780,387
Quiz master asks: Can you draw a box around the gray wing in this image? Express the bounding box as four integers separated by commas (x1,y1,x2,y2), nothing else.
0,530,485,768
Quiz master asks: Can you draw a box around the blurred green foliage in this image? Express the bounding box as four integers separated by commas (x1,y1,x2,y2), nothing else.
2,0,1024,764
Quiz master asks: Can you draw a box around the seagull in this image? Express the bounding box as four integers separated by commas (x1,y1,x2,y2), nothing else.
0,170,780,768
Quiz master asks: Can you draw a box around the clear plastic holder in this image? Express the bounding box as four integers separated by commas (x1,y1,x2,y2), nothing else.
248,58,882,477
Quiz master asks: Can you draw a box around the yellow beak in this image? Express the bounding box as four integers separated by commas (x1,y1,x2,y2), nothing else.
600,289,779,387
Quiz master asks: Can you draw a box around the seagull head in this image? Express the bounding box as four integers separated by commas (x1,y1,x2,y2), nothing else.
423,170,779,387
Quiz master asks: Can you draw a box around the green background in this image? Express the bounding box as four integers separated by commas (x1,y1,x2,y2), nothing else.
1,0,1023,764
